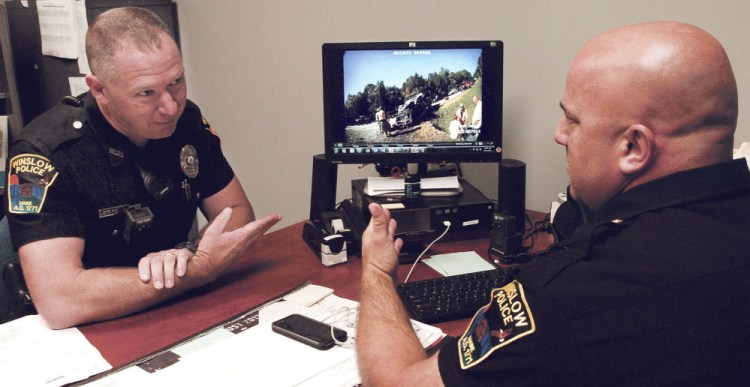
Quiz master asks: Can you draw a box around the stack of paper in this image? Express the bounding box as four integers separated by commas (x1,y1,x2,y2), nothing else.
364,175,462,197
82,289,444,387
0,315,112,386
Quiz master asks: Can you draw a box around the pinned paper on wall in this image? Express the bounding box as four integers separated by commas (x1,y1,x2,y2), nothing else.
73,0,90,74
0,115,7,192
37,0,88,65
68,76,89,96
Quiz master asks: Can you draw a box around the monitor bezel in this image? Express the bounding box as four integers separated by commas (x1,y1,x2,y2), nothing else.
322,40,503,164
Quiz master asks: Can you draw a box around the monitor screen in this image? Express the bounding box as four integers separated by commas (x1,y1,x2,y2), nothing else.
322,40,503,164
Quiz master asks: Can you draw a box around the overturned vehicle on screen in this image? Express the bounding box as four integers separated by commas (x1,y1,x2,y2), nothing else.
389,93,435,135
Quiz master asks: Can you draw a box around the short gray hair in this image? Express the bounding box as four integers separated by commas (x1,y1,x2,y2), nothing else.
86,7,174,81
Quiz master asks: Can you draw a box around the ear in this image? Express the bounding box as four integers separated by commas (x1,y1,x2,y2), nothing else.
85,74,104,98
618,124,654,175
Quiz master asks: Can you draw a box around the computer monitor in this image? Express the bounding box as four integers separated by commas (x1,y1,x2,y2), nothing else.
322,40,503,165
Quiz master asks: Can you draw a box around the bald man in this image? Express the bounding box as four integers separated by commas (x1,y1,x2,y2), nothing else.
356,21,750,385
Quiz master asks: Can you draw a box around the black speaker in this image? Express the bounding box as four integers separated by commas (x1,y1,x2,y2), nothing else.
309,154,338,221
498,159,526,233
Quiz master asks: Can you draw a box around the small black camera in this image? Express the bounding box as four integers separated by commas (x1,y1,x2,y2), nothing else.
489,211,522,259
123,204,154,243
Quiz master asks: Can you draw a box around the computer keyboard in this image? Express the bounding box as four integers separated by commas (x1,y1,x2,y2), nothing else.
397,268,516,324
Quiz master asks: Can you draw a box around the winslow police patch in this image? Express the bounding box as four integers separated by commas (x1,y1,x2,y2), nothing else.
7,153,60,214
202,115,219,137
457,280,536,369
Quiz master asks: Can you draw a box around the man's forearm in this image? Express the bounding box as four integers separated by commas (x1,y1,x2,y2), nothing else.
357,267,427,385
36,254,214,329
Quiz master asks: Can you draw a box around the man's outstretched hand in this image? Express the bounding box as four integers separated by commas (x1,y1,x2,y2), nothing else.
361,203,403,281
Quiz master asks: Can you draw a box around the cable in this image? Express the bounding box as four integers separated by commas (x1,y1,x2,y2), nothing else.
403,221,451,283
323,306,358,348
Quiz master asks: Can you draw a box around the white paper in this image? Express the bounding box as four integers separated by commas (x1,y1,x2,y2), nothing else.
284,284,334,307
68,76,89,96
0,315,111,386
37,0,80,59
365,175,460,196
423,251,497,276
0,115,7,190
84,291,444,386
73,0,90,74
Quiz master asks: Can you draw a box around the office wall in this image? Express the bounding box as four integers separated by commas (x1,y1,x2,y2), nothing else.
174,0,750,230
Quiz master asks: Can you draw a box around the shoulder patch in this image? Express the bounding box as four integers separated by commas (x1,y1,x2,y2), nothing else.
457,280,536,369
202,115,219,138
7,154,60,214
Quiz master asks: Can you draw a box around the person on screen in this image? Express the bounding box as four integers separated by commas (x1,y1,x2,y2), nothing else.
448,114,463,140
375,106,389,134
4,7,281,329
356,21,750,385
470,95,482,128
456,103,468,126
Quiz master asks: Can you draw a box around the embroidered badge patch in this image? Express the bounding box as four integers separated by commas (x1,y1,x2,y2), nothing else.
202,116,219,137
457,280,536,369
7,154,60,214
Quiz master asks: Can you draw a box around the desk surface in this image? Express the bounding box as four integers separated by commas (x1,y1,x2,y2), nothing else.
79,211,553,370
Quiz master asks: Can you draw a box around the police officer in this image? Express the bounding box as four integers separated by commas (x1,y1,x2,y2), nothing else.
4,7,281,329
356,21,750,385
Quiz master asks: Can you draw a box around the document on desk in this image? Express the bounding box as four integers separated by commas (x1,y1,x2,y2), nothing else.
364,175,461,196
423,251,497,276
0,315,111,386
83,288,443,386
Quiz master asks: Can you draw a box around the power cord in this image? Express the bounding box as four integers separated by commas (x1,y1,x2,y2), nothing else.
323,306,358,348
403,221,451,283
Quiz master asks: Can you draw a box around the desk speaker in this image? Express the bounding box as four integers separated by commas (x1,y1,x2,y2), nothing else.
309,154,338,221
498,159,526,233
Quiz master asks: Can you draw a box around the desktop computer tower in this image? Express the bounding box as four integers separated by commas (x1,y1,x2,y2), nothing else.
349,179,493,242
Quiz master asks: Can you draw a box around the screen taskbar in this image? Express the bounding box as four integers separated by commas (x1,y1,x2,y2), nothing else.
331,142,496,154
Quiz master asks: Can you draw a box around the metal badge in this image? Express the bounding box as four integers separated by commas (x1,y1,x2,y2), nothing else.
179,145,199,178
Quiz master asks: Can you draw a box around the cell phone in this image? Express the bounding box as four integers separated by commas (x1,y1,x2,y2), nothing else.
271,313,347,350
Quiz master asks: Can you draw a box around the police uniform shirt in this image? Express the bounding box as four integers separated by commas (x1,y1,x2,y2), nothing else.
5,93,235,268
437,159,750,386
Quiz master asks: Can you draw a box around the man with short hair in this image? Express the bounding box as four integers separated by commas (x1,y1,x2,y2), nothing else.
470,95,482,127
5,7,281,329
357,21,750,385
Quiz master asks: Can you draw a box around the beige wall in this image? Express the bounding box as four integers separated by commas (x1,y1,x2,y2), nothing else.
174,0,750,230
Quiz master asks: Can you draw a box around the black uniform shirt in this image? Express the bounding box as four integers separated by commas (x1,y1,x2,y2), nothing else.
438,159,750,386
5,93,234,268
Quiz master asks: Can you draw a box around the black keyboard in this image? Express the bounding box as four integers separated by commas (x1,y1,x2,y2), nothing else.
397,268,515,324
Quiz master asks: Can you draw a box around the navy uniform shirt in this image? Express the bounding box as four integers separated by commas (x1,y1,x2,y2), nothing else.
5,93,234,268
438,159,750,386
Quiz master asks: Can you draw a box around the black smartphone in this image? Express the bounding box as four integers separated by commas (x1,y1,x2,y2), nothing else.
271,313,347,350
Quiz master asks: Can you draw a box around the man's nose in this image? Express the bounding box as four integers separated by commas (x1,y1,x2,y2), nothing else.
158,92,178,116
554,117,569,145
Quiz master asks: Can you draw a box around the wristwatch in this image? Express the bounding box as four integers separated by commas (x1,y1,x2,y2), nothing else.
175,241,198,253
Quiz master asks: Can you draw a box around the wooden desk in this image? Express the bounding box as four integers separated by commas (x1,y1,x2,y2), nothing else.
79,211,553,370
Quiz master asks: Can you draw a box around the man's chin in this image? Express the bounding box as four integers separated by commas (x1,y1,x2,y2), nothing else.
151,124,177,139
